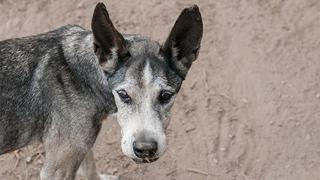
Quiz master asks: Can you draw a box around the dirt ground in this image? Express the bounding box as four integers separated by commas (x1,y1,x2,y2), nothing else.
1,0,320,180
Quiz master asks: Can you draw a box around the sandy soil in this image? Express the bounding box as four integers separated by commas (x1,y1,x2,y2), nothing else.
1,0,320,180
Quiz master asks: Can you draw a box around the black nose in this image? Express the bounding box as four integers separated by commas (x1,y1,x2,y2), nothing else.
133,140,158,159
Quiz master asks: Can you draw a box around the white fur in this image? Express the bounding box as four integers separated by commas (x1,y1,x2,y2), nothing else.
101,47,118,72
112,60,175,160
171,46,188,74
99,174,119,180
143,60,153,85
171,46,179,59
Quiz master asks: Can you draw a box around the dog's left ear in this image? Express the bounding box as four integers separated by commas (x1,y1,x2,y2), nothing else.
162,5,203,79
92,3,128,73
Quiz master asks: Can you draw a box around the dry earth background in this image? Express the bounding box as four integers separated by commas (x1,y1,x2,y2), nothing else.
0,0,320,180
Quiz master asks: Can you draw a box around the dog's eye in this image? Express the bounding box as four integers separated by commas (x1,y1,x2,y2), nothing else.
117,89,132,104
159,90,174,104
121,51,131,60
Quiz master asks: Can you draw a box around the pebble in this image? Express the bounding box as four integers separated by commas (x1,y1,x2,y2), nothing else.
228,134,235,139
185,125,196,133
241,98,248,103
213,158,218,164
26,156,32,164
306,134,311,141
122,162,130,168
110,168,118,175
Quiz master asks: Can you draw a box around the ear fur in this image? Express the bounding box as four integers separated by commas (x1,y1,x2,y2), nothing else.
162,5,203,79
91,2,128,73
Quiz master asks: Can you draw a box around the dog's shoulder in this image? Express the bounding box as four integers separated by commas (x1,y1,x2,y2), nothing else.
59,24,92,52
34,24,88,40
54,24,86,34
51,24,90,42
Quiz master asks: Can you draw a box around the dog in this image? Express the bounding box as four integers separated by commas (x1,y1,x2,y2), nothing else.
0,2,203,180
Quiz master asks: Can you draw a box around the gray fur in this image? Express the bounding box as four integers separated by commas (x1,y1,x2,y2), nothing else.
0,25,182,179
0,3,202,180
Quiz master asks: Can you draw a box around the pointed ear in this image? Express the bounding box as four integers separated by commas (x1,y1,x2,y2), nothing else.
91,3,128,73
162,5,203,79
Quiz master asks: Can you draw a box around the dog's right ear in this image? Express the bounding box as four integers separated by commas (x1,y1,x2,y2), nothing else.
92,2,128,73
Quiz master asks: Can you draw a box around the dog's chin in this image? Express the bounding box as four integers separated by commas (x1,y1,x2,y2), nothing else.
132,157,159,164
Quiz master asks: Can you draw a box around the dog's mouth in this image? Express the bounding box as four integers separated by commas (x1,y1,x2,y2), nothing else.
132,157,159,164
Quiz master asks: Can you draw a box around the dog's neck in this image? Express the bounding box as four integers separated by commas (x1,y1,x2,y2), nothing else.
60,28,117,115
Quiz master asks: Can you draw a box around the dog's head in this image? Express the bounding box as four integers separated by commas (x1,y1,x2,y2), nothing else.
91,3,203,163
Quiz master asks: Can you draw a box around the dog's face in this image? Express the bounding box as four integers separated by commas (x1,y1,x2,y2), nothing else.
109,48,181,163
91,3,203,163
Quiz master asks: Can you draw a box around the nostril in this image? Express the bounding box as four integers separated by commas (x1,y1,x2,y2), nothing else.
133,144,144,157
133,140,158,159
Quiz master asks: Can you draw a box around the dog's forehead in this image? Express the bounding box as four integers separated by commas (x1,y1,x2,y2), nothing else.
123,57,167,89
110,35,183,91
124,35,162,57
116,56,181,91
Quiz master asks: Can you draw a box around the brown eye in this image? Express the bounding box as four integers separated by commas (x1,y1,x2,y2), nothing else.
117,89,132,104
159,90,173,104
